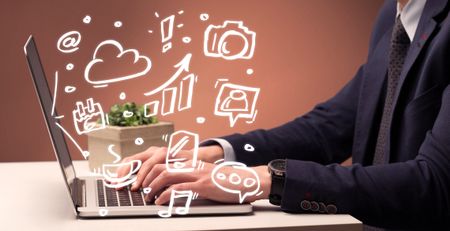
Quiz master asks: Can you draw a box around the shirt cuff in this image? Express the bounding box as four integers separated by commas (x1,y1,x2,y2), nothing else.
200,138,237,161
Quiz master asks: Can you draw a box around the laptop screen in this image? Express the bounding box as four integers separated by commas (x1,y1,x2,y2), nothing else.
24,36,77,207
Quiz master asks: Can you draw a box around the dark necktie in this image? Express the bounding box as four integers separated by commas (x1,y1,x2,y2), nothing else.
372,16,410,166
365,15,410,231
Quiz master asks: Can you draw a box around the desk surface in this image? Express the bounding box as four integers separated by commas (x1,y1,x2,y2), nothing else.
0,161,361,231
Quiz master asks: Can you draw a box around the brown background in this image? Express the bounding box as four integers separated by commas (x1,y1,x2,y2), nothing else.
0,0,384,162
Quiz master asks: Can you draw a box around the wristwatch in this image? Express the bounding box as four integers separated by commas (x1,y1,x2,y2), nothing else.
268,159,287,206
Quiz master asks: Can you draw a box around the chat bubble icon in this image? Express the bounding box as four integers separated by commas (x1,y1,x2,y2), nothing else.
211,161,261,203
214,83,260,127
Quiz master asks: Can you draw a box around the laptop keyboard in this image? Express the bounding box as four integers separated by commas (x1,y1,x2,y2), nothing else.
96,180,152,207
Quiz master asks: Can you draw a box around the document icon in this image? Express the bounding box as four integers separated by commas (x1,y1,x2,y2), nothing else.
165,130,199,173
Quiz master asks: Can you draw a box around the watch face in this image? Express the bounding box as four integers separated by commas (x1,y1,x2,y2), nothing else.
269,159,286,174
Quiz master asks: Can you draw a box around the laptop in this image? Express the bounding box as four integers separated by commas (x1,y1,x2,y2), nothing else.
23,35,252,218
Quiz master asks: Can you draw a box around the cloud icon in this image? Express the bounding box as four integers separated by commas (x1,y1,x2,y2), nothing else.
84,40,152,85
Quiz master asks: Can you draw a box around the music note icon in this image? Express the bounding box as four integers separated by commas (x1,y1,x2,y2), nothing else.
158,190,194,218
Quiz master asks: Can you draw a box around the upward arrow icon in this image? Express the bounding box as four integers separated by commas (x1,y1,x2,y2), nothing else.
143,53,192,96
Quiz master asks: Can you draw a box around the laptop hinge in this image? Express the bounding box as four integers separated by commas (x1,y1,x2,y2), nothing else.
72,178,86,207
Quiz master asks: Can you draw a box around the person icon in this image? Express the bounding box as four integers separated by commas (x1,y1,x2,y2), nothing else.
220,89,249,112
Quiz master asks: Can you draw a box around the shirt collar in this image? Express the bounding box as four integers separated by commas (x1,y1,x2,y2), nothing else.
396,0,427,41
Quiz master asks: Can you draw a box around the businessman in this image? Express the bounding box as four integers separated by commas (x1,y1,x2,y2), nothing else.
117,0,450,229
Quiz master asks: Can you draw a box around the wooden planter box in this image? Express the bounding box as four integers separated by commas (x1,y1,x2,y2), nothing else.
86,122,174,171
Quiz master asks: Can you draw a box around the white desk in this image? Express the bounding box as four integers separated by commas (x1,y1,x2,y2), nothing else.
0,161,362,231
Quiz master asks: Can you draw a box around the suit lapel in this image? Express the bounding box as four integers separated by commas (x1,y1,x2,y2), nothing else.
386,0,448,160
353,28,391,165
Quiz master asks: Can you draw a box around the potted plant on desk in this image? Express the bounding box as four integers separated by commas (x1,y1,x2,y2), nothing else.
86,102,174,171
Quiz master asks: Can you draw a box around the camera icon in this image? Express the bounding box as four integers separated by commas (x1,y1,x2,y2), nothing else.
204,21,256,60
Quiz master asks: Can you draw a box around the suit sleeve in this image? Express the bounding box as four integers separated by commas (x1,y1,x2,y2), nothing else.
221,65,364,166
220,0,396,167
281,85,450,228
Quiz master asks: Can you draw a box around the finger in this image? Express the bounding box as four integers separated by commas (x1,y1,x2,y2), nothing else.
145,171,197,202
132,147,168,190
155,182,198,205
115,158,132,181
116,147,158,179
131,158,156,191
121,146,159,164
141,164,166,188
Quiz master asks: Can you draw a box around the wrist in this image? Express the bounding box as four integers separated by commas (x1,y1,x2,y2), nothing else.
257,166,271,200
198,145,224,163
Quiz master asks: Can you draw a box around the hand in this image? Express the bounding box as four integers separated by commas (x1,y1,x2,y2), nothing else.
143,161,271,205
115,145,225,191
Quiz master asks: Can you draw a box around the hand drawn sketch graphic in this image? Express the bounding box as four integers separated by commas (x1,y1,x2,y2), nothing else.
102,159,142,189
84,40,152,87
57,31,81,53
72,98,106,135
211,161,261,203
214,82,260,127
160,15,175,53
158,190,198,218
143,53,197,117
165,130,199,173
204,21,256,60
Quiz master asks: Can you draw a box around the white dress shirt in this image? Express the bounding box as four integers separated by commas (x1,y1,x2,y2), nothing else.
207,0,427,162
397,0,427,41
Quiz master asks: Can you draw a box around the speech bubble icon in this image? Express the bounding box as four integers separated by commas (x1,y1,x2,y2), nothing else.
211,161,261,203
214,83,260,127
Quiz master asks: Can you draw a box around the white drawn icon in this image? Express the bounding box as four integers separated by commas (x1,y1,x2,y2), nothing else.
114,21,122,28
214,82,260,127
244,144,255,152
200,13,209,21
144,53,191,97
98,208,108,216
158,190,194,218
162,87,177,115
161,15,175,53
51,71,59,117
84,40,152,86
83,15,91,24
211,161,261,203
57,31,82,53
55,122,89,159
64,86,76,93
107,144,121,164
246,68,254,75
144,101,159,117
72,98,106,135
182,37,191,44
119,92,126,100
196,116,206,124
66,63,74,71
102,160,142,189
143,54,197,116
204,21,256,60
166,130,199,172
143,187,152,194
135,137,144,145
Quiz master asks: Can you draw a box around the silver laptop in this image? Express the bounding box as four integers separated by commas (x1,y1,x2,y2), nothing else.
24,35,252,218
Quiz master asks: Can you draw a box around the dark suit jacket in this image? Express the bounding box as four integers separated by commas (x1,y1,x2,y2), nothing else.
222,0,450,229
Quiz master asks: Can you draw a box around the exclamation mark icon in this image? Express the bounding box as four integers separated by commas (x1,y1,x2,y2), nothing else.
161,15,175,53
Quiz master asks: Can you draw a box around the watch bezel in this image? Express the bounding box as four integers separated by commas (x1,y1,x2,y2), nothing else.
268,159,286,177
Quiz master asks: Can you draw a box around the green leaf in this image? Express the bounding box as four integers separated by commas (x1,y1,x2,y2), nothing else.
105,102,158,127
